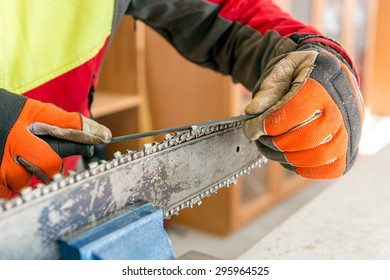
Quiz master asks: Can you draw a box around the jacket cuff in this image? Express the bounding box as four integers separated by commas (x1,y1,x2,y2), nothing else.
290,33,360,85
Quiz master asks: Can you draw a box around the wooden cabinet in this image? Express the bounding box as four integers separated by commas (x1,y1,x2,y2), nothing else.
358,0,390,115
92,17,153,157
152,1,377,235
143,23,309,235
92,1,378,236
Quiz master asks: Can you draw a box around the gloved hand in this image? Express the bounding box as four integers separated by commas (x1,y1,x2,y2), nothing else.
243,44,364,179
0,89,112,198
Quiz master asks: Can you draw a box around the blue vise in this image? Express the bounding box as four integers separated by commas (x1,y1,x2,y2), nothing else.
58,201,175,260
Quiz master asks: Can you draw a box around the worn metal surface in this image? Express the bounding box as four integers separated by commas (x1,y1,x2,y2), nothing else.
0,122,266,259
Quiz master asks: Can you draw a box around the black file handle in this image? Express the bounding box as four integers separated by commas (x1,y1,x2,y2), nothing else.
38,135,95,158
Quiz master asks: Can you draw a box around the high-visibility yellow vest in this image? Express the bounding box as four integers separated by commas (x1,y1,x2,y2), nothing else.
0,0,124,116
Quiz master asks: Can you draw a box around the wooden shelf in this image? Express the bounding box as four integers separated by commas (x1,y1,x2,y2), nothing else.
91,91,141,118
94,1,375,236
90,17,153,158
144,27,310,235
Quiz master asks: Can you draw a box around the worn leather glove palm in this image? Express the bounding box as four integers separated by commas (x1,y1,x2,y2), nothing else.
243,45,364,179
0,89,112,198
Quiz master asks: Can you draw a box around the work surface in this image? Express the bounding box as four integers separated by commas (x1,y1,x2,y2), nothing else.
239,144,390,259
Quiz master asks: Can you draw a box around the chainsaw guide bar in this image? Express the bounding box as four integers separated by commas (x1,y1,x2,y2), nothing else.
0,116,266,259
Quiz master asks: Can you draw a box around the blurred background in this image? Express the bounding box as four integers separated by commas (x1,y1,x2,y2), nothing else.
91,0,390,259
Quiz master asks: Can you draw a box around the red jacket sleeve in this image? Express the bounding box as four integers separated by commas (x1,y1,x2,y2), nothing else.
208,0,319,36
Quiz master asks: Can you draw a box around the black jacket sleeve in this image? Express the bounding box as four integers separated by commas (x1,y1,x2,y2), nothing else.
126,0,325,90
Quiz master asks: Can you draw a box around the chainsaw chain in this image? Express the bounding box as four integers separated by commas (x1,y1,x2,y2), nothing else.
163,156,267,218
0,119,267,218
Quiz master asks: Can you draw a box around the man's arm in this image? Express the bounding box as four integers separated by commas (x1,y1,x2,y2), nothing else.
127,0,364,179
127,0,357,88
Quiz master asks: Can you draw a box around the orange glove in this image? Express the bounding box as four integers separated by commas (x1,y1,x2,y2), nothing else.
243,45,364,179
0,89,112,198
